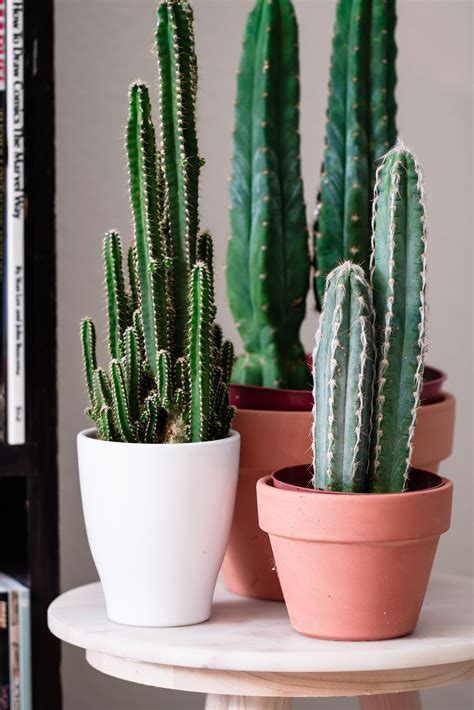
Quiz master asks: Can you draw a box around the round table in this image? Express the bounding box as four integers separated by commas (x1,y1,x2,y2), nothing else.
48,574,473,710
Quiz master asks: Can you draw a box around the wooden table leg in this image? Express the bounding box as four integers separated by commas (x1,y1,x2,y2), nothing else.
359,692,422,710
205,695,292,710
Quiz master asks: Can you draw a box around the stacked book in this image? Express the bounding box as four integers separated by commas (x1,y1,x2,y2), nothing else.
0,0,25,445
0,574,31,710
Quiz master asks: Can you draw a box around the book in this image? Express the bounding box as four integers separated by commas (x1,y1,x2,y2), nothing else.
0,0,5,443
5,0,25,445
0,575,30,710
0,590,9,710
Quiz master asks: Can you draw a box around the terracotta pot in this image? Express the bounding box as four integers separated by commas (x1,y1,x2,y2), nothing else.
221,392,455,601
229,365,446,412
220,408,312,600
411,393,456,472
257,466,453,640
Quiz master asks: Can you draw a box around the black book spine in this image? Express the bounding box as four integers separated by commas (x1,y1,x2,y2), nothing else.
0,591,9,710
0,0,5,442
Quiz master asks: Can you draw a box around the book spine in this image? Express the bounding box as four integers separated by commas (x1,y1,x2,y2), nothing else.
5,0,24,445
0,0,5,443
18,589,30,710
0,592,9,710
8,591,18,710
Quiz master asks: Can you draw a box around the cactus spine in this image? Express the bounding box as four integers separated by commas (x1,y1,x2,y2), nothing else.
369,144,426,492
314,0,398,308
312,262,375,492
81,0,234,444
312,145,427,494
227,0,310,389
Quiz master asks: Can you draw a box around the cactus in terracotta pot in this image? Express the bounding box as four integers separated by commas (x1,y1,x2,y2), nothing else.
369,143,427,492
227,0,310,389
80,0,234,444
312,144,426,493
312,261,375,492
313,0,398,309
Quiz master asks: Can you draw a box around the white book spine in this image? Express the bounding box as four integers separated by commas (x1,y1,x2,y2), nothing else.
6,0,25,445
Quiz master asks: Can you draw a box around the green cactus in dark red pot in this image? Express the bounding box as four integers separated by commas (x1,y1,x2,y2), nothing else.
313,0,398,309
227,0,310,390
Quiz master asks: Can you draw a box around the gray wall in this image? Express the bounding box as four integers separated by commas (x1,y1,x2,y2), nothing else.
55,1,473,708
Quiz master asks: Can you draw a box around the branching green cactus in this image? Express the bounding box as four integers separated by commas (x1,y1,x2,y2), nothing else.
312,262,375,492
227,0,310,390
81,0,234,444
313,0,398,309
368,143,426,492
312,145,427,494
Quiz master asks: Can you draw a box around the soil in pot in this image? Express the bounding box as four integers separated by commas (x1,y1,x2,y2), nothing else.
257,466,453,641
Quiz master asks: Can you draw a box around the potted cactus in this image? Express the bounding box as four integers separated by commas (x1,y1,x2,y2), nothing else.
222,0,314,601
77,0,240,628
257,146,453,640
313,0,455,470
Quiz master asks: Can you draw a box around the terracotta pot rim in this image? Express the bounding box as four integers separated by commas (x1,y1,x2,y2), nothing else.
270,466,446,498
232,388,454,415
257,472,453,543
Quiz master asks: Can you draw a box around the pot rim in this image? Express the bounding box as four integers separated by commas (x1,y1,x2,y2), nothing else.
270,465,447,498
77,427,240,449
231,382,452,415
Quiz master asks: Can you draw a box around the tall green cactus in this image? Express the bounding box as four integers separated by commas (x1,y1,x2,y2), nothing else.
312,262,375,492
81,0,234,444
314,0,397,308
369,144,427,492
227,0,310,390
312,145,427,495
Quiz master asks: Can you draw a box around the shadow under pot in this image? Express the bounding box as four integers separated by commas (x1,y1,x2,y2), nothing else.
221,379,455,602
256,465,453,641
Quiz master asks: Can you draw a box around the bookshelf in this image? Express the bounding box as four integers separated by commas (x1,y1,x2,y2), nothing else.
0,0,61,708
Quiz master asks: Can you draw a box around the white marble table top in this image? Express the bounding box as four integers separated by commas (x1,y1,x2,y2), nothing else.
48,574,473,674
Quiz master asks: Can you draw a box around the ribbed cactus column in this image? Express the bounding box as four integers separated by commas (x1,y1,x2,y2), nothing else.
314,0,398,308
157,0,200,355
80,1,235,445
312,262,375,492
227,0,310,389
369,144,427,493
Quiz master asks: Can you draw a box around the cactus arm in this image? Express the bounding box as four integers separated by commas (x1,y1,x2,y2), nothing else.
110,360,136,443
228,0,309,389
314,0,398,308
123,327,140,421
80,318,97,405
189,263,212,442
141,392,160,443
104,231,128,360
92,368,112,409
157,0,200,341
128,245,140,314
220,340,235,388
370,0,397,177
128,82,169,371
98,405,115,441
313,262,374,492
156,349,172,409
369,146,426,492
227,0,263,381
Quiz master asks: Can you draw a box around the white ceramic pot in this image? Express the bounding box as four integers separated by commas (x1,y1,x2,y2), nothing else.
77,428,240,627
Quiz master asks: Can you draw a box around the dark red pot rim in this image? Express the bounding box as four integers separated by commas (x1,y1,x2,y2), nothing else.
230,364,446,412
271,464,445,495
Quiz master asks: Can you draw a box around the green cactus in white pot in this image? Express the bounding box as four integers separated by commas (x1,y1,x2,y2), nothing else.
76,0,240,630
